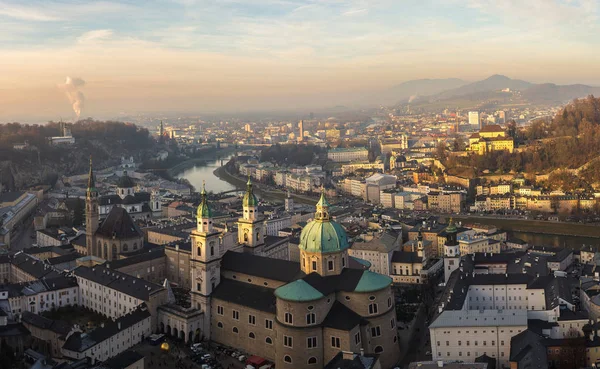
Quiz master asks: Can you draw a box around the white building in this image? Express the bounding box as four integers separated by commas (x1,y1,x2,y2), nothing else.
468,111,481,126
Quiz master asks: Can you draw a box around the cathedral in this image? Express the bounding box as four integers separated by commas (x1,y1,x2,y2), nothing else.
83,160,401,368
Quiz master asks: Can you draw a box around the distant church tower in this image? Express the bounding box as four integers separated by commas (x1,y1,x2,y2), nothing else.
190,183,221,339
298,120,304,142
159,120,164,143
443,219,460,284
237,177,264,249
85,156,99,256
284,189,294,212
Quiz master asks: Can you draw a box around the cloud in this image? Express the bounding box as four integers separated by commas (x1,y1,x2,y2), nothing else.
342,8,368,16
0,2,61,21
77,29,114,44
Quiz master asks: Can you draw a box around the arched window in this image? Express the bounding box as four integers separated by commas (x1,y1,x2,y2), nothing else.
284,312,293,324
374,346,384,353
122,244,128,252
111,244,117,260
197,247,201,256
388,297,392,307
308,357,317,365
368,303,379,315
284,356,292,363
217,322,223,328
306,313,316,325
256,232,260,241
232,327,238,334
265,337,273,344
210,245,214,256
244,233,248,242
249,332,255,339
133,243,138,250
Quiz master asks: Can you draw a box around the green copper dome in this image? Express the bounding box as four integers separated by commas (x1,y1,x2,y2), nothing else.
300,192,348,254
117,174,135,188
354,270,392,293
197,183,212,218
275,279,324,302
243,177,258,207
446,218,457,234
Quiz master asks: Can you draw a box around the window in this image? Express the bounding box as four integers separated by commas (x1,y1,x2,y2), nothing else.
306,313,316,325
248,314,256,325
265,337,272,344
331,336,341,348
232,310,239,320
374,346,384,354
249,332,255,339
390,319,395,329
371,326,381,337
308,357,317,365
388,297,392,307
312,261,317,271
197,247,201,256
354,332,361,345
284,312,293,324
328,260,334,271
210,245,214,256
284,336,293,348
265,319,273,330
284,356,292,363
217,306,224,315
342,257,345,267
307,337,317,348
232,327,238,333
368,303,379,315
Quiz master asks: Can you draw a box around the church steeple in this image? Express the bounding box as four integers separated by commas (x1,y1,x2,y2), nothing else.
87,156,95,191
197,182,213,233
85,156,99,257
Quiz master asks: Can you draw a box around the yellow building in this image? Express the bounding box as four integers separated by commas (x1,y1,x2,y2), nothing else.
468,124,514,154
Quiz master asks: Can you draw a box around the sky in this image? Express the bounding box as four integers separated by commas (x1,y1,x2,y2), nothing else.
1,0,600,122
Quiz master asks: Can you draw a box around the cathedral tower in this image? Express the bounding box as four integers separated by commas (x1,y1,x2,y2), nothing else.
85,156,99,256
237,177,264,248
190,183,221,339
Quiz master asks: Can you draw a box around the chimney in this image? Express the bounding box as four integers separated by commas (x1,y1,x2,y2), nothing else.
341,351,354,360
360,348,364,356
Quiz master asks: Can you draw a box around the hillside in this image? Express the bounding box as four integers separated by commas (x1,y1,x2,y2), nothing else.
522,83,600,104
379,78,467,104
434,74,532,100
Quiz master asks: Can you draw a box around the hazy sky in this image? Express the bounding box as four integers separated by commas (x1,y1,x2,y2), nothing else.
1,0,600,121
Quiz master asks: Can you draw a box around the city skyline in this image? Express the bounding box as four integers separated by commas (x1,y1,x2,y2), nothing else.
1,0,600,121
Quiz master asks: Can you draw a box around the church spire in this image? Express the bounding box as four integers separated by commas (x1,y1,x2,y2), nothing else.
242,175,258,208
87,155,95,190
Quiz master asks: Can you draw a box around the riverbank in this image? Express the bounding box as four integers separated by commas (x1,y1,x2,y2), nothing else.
167,148,237,177
454,216,600,238
213,166,320,205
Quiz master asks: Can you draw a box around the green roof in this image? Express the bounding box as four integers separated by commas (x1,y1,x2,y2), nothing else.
275,279,324,302
354,270,392,293
117,175,135,188
446,218,457,234
316,191,330,208
350,256,372,268
299,219,349,254
243,178,258,207
197,185,212,218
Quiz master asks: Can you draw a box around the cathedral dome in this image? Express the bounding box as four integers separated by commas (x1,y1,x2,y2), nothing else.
299,192,349,254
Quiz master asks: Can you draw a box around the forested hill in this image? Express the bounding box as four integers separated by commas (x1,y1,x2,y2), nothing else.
0,120,157,190
445,95,600,187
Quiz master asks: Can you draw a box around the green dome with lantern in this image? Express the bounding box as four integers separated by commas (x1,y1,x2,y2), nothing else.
243,177,258,207
197,183,212,218
299,191,349,254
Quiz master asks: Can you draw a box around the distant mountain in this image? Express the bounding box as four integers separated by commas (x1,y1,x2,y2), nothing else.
376,78,467,104
522,83,600,104
434,74,533,100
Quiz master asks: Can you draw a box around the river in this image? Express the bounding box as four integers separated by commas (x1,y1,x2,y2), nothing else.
509,231,600,250
174,155,237,194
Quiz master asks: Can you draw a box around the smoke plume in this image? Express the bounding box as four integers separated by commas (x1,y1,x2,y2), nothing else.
408,95,419,103
59,76,85,119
